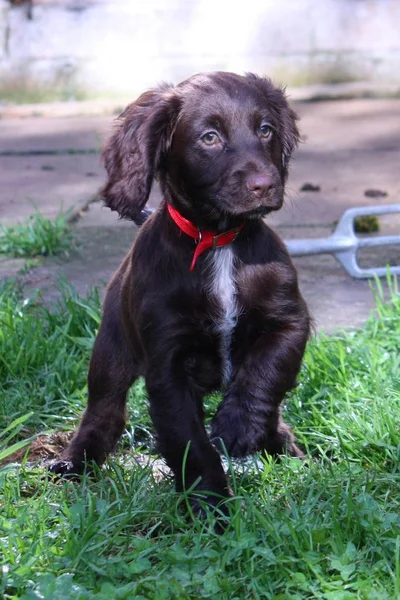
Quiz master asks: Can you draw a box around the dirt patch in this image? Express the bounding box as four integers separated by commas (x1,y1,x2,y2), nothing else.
2,430,171,482
1,431,73,466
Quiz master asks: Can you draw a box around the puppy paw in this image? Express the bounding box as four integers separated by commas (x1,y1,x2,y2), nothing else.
47,458,85,479
189,488,233,534
211,403,304,459
211,411,262,458
286,442,304,459
263,423,304,459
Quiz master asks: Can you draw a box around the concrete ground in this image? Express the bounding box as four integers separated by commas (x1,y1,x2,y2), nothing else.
1,96,399,332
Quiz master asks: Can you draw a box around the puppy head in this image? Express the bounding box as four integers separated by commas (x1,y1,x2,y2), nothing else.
166,72,300,226
101,72,299,226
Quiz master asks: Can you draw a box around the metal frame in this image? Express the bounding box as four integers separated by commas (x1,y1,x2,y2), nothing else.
286,204,400,279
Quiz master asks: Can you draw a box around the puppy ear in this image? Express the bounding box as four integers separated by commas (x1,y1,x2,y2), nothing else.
245,73,300,181
101,84,181,221
278,96,300,181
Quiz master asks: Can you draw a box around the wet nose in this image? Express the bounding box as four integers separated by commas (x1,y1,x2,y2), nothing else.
246,173,274,198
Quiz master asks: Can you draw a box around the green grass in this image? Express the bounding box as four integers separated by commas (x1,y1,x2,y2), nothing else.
0,212,74,258
0,75,88,105
353,216,380,234
0,279,399,599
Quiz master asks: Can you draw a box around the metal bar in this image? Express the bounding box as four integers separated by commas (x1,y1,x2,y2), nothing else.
286,236,354,256
357,235,400,248
286,203,400,279
287,234,400,256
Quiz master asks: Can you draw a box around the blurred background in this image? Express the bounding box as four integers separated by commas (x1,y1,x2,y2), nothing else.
1,0,400,102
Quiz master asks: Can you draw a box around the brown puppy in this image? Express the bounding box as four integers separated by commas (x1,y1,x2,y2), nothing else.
50,72,311,516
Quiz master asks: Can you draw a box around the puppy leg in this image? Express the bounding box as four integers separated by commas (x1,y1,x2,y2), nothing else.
211,326,307,459
49,289,138,476
146,361,230,510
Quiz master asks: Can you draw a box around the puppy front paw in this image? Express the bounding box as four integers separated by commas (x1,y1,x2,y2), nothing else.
284,441,304,459
47,458,85,479
211,398,304,459
188,485,233,534
210,406,263,458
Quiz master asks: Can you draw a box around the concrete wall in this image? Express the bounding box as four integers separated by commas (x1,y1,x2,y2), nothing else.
1,0,400,99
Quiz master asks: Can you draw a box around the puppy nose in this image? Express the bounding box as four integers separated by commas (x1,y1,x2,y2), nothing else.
246,173,274,198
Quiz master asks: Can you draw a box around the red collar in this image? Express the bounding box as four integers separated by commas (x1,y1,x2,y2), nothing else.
167,203,244,271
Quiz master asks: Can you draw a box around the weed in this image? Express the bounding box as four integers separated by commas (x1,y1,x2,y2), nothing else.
354,215,380,234
0,212,74,258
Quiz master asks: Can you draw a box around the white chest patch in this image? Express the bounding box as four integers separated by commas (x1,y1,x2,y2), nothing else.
206,246,238,387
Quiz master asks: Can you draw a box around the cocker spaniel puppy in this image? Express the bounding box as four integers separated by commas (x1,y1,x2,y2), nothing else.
50,72,310,520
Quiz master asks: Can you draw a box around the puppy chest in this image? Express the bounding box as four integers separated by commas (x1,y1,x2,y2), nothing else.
205,247,239,384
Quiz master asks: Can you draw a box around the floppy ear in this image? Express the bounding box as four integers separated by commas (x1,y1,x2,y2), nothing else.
278,94,300,181
245,73,300,181
101,83,181,221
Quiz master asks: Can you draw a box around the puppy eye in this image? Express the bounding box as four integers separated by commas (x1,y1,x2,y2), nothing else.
201,131,220,146
259,124,273,139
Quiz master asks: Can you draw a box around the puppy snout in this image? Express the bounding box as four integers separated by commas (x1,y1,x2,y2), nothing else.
246,173,274,198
